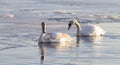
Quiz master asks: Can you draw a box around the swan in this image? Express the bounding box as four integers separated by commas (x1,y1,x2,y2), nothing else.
38,22,72,43
68,19,105,37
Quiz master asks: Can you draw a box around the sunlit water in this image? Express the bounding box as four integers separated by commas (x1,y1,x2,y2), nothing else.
0,0,120,65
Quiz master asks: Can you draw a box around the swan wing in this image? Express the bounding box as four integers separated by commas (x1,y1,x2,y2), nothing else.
41,32,72,43
81,24,105,36
55,33,73,43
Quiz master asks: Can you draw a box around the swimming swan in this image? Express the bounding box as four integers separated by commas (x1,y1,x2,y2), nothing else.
38,22,72,43
68,19,105,37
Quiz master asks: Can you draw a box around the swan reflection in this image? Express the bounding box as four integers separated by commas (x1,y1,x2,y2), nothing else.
38,42,72,63
76,35,80,47
81,36,103,43
74,35,103,47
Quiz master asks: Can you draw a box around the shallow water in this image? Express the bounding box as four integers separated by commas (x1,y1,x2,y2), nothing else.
0,0,120,65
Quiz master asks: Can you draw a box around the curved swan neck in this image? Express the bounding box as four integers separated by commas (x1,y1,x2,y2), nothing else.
75,22,81,35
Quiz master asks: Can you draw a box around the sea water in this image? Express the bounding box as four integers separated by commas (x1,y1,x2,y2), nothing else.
0,0,120,65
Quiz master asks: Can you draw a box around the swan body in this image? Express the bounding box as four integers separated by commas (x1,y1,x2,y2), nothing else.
39,32,72,43
39,22,72,43
68,19,105,37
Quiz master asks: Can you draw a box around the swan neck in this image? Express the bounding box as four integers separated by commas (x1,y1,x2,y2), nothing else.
75,23,81,35
42,24,46,33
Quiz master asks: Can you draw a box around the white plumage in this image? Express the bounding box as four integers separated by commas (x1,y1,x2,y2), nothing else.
68,19,105,37
39,22,72,43
80,24,105,36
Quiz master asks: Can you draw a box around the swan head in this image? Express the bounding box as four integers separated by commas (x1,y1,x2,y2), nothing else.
41,22,46,26
68,19,80,30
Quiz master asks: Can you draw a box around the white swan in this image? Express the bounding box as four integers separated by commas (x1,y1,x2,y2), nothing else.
38,22,72,43
68,19,105,37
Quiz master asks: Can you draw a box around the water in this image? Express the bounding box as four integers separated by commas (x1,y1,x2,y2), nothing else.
0,0,120,65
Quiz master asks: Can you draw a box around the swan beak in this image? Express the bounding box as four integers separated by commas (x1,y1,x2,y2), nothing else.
68,23,72,30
